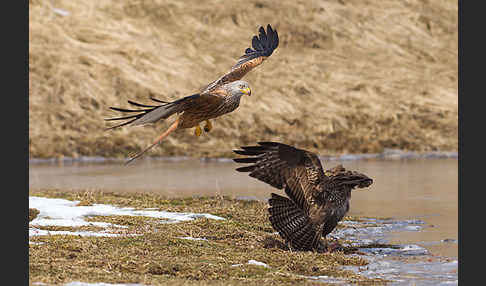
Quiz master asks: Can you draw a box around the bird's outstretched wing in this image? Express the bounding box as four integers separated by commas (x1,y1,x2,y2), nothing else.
233,142,325,212
201,24,279,94
106,24,277,130
105,93,224,130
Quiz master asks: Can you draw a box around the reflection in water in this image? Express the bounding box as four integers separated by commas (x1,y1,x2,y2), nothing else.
29,157,457,258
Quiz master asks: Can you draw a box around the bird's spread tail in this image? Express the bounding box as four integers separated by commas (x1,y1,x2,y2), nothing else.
268,193,322,251
124,118,179,165
104,96,185,130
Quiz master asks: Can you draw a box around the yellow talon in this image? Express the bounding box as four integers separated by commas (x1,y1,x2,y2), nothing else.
204,120,212,132
195,126,202,137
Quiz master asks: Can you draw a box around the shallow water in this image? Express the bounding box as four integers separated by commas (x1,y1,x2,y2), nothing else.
29,157,457,259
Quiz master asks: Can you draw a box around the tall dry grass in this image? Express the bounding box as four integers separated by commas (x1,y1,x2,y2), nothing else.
29,0,457,159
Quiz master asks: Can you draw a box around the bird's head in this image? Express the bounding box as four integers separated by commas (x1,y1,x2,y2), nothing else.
226,80,251,97
342,172,373,190
325,165,374,190
348,173,373,189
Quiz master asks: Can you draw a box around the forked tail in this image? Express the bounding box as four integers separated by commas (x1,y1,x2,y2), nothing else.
268,193,322,251
124,119,179,165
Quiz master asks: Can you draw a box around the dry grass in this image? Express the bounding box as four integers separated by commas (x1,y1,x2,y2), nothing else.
29,0,458,159
29,208,40,222
29,189,389,285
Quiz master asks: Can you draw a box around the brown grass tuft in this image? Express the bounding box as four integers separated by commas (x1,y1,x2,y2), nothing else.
29,208,40,222
29,0,457,159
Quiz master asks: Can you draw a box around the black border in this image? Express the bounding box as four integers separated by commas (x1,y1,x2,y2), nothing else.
19,0,29,284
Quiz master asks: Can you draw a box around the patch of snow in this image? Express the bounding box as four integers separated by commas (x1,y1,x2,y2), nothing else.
331,217,456,285
52,8,70,16
178,236,208,241
29,196,224,237
403,225,422,231
29,241,45,245
230,260,270,268
332,218,424,243
247,260,269,268
359,244,428,256
343,254,458,285
33,218,127,229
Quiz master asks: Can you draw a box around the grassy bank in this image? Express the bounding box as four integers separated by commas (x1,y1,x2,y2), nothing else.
29,0,457,159
29,190,390,285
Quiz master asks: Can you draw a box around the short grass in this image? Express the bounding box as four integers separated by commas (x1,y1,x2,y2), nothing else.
29,189,389,285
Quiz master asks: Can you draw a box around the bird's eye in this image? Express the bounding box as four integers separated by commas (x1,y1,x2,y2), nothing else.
239,84,244,89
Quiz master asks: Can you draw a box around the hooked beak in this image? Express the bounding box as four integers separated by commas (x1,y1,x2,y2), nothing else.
358,178,373,188
345,177,373,189
240,87,251,96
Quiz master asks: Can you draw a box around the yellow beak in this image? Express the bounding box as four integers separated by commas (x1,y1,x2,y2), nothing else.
240,87,251,96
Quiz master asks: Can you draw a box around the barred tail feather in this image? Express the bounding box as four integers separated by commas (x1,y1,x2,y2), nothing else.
268,193,321,251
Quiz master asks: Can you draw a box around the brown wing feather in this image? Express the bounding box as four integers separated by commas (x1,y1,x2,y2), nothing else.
233,142,325,212
105,93,224,129
173,92,225,111
201,24,279,94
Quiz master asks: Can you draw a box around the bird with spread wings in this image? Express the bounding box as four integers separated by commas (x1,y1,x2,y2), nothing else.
106,25,279,164
233,142,373,252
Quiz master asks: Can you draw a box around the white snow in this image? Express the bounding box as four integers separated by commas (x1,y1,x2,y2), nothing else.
230,260,270,268
51,8,70,17
247,260,269,268
29,241,45,245
178,236,208,241
29,196,224,237
401,244,424,251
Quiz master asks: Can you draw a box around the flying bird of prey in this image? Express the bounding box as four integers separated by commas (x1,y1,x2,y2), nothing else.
233,142,373,252
106,25,279,164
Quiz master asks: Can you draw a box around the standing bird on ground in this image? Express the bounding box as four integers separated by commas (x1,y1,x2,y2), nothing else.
105,25,279,164
233,142,373,252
